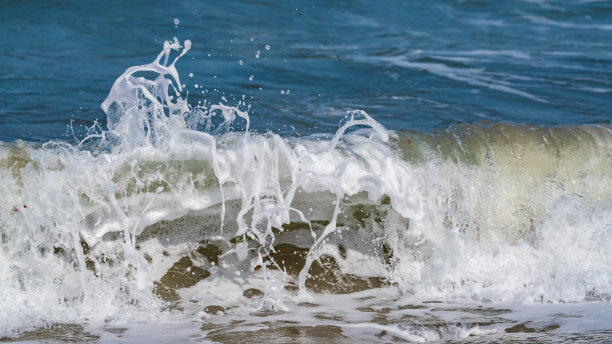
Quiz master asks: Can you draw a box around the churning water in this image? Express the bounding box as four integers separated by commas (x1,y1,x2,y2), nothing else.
0,1,611,343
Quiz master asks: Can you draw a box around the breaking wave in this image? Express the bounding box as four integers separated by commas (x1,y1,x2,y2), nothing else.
1,39,611,337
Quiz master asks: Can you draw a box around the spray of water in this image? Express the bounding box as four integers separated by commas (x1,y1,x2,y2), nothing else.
1,39,611,339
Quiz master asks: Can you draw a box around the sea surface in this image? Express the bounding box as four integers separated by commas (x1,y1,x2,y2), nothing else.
0,0,611,343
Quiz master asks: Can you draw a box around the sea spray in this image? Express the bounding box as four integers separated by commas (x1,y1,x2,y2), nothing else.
1,39,611,340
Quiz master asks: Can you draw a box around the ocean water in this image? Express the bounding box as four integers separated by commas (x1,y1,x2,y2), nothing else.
0,0,611,343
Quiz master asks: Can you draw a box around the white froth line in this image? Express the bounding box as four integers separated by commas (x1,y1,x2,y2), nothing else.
430,50,531,60
523,14,612,31
380,56,547,103
344,323,426,342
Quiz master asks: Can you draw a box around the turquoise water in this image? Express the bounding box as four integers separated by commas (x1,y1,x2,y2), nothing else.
1,0,610,141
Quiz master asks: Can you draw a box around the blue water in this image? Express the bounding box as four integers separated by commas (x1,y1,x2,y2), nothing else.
0,0,610,142
2,2,612,342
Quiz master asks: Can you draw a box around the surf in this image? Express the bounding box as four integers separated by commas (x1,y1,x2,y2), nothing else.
0,39,611,340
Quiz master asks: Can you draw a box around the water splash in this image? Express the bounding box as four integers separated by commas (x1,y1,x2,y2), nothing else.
1,39,611,340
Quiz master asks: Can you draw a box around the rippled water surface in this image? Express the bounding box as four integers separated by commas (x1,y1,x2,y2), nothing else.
1,0,610,141
1,1,611,343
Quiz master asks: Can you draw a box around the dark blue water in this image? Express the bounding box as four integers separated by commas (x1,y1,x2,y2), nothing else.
0,0,611,142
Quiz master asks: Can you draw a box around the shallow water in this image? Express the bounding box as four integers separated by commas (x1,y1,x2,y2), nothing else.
5,293,612,343
1,1,611,343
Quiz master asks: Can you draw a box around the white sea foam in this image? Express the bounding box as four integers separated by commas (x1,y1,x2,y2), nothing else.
1,39,611,340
